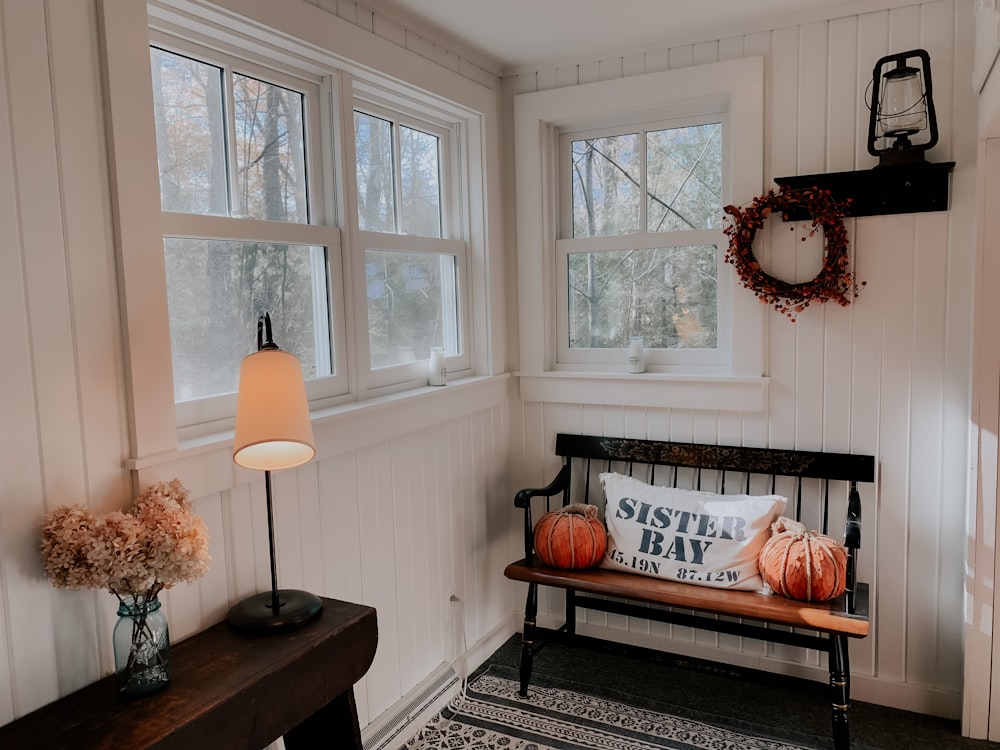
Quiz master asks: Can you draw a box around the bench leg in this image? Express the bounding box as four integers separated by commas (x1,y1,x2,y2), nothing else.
830,634,851,750
519,583,538,697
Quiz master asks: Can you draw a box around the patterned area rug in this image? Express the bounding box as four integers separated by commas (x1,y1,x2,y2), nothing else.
403,665,829,749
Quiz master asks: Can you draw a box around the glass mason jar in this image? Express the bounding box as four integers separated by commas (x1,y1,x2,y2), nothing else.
113,594,171,697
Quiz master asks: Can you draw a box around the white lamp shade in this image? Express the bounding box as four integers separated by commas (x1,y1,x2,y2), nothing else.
233,348,315,471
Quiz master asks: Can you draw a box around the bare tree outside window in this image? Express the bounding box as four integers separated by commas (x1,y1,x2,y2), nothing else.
151,48,227,215
151,46,328,403
355,112,396,232
399,126,441,237
233,74,307,223
568,122,722,351
355,109,458,370
366,250,457,368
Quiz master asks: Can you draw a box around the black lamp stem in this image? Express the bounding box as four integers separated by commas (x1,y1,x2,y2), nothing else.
264,469,281,614
226,468,323,630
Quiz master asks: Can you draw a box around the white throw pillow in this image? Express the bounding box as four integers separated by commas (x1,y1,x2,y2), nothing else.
599,472,787,591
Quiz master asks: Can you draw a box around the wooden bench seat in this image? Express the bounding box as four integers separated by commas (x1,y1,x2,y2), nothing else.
505,556,869,637
504,433,875,750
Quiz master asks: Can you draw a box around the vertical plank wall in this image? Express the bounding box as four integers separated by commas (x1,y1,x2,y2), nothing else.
505,0,976,718
0,0,984,736
0,0,516,735
138,399,514,728
0,0,135,716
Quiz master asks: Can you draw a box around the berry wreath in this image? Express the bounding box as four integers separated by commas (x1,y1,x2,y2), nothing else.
722,186,864,321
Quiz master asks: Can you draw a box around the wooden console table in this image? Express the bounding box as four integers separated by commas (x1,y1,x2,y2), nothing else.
0,597,378,749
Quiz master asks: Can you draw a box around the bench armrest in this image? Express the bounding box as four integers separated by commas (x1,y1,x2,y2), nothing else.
514,464,571,508
514,464,571,561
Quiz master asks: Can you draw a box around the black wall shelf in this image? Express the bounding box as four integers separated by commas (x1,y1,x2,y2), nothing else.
773,161,955,220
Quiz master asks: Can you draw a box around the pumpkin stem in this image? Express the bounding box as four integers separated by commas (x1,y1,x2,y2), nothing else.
562,503,599,520
771,516,807,537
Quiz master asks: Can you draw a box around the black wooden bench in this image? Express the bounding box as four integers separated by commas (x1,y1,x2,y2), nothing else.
504,433,875,750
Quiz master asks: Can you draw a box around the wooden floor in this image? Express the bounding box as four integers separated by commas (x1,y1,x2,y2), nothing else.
479,635,1000,750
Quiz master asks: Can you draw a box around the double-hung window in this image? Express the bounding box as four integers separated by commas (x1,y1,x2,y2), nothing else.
148,26,477,433
150,39,345,431
515,59,765,408
353,90,470,390
557,112,728,371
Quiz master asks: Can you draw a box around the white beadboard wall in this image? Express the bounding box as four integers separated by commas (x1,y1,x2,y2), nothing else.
0,0,987,739
0,0,516,735
504,0,977,719
139,393,515,728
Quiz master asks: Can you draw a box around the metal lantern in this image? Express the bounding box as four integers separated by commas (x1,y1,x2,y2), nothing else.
867,48,937,167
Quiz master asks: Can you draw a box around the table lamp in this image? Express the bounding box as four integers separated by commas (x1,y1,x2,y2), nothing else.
227,312,322,630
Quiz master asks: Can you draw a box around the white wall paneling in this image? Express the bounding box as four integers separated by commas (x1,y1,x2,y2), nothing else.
967,131,1000,738
0,0,988,740
0,0,134,719
507,0,975,720
0,0,515,735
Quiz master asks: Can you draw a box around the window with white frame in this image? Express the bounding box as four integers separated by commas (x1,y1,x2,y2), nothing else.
557,111,728,370
514,58,765,399
150,40,344,430
148,30,475,430
352,96,470,387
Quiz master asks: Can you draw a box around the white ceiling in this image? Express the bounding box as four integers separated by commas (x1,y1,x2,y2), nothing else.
361,0,920,72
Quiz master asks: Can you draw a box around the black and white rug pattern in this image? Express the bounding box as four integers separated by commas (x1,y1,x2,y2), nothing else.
403,666,823,750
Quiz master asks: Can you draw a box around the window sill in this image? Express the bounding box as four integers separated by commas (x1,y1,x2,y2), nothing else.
515,371,769,412
124,374,510,496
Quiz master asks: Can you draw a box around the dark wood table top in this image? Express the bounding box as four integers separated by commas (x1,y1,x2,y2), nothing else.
0,596,378,749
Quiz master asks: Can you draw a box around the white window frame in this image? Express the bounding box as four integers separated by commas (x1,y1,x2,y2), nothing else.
101,0,501,467
514,58,768,411
149,33,351,435
349,88,473,392
555,108,731,373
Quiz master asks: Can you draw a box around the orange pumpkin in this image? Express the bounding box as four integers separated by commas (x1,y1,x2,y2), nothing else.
533,504,607,569
758,517,848,602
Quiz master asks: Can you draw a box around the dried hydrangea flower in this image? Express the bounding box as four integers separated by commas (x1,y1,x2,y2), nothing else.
39,479,210,603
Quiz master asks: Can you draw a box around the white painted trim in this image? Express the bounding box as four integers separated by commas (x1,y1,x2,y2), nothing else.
100,0,178,460
965,136,1000,739
516,372,769,413
514,57,765,378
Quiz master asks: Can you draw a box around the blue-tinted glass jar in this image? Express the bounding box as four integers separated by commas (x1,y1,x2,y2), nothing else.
113,595,171,696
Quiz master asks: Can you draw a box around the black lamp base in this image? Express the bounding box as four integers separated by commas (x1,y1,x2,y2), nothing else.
227,589,323,631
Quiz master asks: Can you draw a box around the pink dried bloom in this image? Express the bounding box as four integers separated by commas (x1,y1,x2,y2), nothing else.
39,479,210,600
40,505,107,589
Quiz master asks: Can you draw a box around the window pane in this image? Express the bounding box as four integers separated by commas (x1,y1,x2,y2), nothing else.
150,47,228,215
646,123,722,231
571,134,641,237
399,126,441,237
355,112,396,231
366,250,458,368
567,246,718,350
164,238,329,402
233,74,308,223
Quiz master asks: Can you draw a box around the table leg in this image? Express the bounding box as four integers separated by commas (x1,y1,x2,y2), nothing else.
283,689,363,750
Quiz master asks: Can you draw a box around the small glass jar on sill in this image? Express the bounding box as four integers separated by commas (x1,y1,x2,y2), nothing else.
626,337,645,374
428,348,447,386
